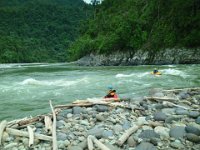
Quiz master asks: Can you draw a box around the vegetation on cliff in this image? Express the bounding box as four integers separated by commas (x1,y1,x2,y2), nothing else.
0,0,92,63
68,0,200,61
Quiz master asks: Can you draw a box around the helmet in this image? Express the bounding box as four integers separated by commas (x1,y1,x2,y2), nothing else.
108,85,113,90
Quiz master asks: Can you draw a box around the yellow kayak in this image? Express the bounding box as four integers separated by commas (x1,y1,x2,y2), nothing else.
151,72,162,75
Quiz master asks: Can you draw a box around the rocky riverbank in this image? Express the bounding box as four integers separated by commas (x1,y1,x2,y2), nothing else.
76,48,200,66
0,87,200,150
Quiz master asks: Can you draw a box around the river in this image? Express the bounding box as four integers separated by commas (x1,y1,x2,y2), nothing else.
0,63,199,120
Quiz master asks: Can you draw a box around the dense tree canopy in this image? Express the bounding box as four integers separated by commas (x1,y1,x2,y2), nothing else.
0,0,93,63
68,0,200,61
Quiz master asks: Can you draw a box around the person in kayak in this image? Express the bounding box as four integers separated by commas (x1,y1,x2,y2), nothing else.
104,86,118,98
153,68,159,74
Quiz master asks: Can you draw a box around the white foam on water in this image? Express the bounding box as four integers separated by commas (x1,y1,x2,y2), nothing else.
162,68,189,78
20,77,89,87
116,72,149,78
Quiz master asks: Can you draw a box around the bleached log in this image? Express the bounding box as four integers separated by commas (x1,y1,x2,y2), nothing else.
90,136,110,150
162,101,189,110
163,87,200,92
0,120,7,145
6,128,52,141
148,121,164,127
27,126,34,147
87,135,94,150
117,125,141,146
145,96,178,102
44,116,53,134
49,100,58,150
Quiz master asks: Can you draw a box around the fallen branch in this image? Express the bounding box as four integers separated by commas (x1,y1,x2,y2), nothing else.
117,125,141,146
0,120,7,145
163,87,200,92
50,100,58,150
44,116,52,134
145,96,178,102
87,135,94,150
90,136,110,150
6,128,52,141
27,126,34,147
162,101,189,110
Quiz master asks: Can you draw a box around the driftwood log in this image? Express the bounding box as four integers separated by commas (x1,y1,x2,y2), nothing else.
0,120,7,145
44,116,53,134
6,128,52,141
145,96,178,102
50,100,58,150
27,126,34,147
87,135,94,150
90,136,110,150
117,125,141,146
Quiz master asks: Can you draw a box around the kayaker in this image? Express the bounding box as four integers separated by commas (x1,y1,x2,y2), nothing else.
153,68,158,74
104,86,118,98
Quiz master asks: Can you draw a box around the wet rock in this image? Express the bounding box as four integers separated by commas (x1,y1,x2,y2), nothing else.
87,127,104,138
113,124,123,133
73,107,85,114
186,133,200,143
35,122,44,128
96,114,105,121
105,143,121,150
178,91,190,99
188,111,200,118
175,108,189,115
154,104,164,109
185,125,200,136
139,130,160,139
68,146,83,150
165,116,181,124
154,126,169,138
95,105,109,112
57,132,67,141
127,136,137,147
59,109,72,116
169,126,186,139
153,112,167,121
122,120,131,130
135,142,156,150
196,116,200,124
170,140,184,149
150,138,160,146
102,130,113,137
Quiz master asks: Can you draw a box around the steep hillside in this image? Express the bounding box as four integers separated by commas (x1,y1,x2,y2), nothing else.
68,0,200,61
0,0,93,63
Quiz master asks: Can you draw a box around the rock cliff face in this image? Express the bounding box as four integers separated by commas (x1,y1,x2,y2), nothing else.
76,48,200,66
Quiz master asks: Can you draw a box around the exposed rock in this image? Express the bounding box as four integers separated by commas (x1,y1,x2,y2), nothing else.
186,133,200,143
185,125,200,136
153,112,167,121
135,142,156,150
169,126,186,139
139,130,160,139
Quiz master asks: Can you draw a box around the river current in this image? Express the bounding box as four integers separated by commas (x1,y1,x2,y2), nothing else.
0,63,199,120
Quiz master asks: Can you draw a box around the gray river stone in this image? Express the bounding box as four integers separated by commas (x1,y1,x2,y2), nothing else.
165,116,181,124
57,132,67,141
188,111,200,118
122,120,131,130
95,105,109,112
169,126,186,139
139,130,160,139
59,109,72,116
68,146,83,150
175,108,189,115
186,133,200,143
178,91,190,99
185,125,200,136
196,116,200,124
87,127,104,138
73,107,85,114
102,130,113,137
135,142,156,150
153,112,167,121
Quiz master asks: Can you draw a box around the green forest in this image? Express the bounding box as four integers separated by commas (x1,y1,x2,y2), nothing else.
0,0,199,63
68,0,200,61
0,0,93,63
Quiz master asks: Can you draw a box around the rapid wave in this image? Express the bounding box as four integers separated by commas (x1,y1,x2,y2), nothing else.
161,68,188,78
116,72,149,78
20,77,89,87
